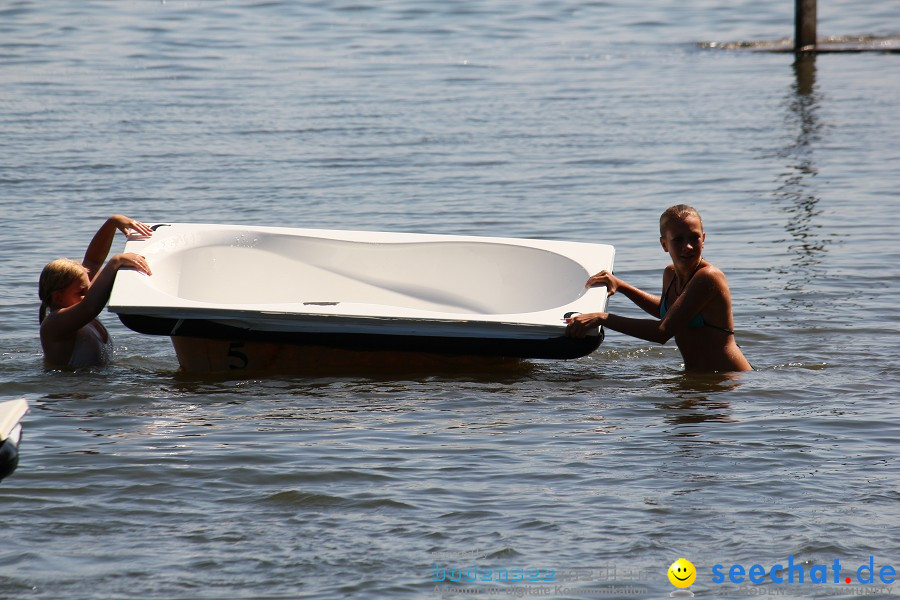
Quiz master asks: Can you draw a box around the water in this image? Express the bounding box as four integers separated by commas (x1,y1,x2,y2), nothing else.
1,1,899,598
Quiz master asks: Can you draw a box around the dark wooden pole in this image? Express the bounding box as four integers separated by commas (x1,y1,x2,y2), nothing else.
795,0,817,52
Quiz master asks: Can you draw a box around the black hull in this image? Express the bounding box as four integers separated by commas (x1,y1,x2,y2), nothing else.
118,314,602,360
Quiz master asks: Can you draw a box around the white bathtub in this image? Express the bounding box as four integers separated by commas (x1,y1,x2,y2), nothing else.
108,224,615,360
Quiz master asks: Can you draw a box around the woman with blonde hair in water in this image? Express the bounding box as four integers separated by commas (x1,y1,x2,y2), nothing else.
39,215,153,368
566,205,752,372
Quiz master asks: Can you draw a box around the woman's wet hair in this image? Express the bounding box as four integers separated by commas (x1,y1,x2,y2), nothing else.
38,258,86,323
659,204,703,236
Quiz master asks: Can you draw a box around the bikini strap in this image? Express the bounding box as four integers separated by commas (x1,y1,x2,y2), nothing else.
664,262,702,304
663,272,676,306
704,322,736,336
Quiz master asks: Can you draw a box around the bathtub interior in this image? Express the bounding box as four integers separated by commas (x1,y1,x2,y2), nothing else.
146,231,591,315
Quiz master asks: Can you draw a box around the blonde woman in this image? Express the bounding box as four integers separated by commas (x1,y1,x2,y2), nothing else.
39,216,153,368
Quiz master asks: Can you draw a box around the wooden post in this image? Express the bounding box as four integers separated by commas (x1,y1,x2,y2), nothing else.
795,0,817,52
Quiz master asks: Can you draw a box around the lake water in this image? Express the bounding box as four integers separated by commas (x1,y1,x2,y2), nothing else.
1,1,899,598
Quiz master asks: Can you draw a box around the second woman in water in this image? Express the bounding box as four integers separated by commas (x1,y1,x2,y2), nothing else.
39,215,153,369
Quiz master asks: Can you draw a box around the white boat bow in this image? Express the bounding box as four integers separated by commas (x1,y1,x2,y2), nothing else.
0,399,28,482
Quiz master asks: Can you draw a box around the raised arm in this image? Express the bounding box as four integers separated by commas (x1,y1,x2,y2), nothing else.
82,216,153,280
41,254,151,341
585,270,661,318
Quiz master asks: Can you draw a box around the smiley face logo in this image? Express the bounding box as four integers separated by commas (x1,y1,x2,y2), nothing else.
668,558,697,588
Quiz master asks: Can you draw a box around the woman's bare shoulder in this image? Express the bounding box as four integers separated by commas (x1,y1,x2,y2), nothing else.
40,304,93,342
695,263,730,290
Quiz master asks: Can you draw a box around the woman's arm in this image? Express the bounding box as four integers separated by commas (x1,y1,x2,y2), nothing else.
566,312,671,344
569,269,720,344
585,270,662,318
83,216,153,280
41,254,151,340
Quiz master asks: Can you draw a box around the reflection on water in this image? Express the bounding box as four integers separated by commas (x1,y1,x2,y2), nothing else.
774,56,830,294
664,370,744,396
658,396,735,426
654,372,743,426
